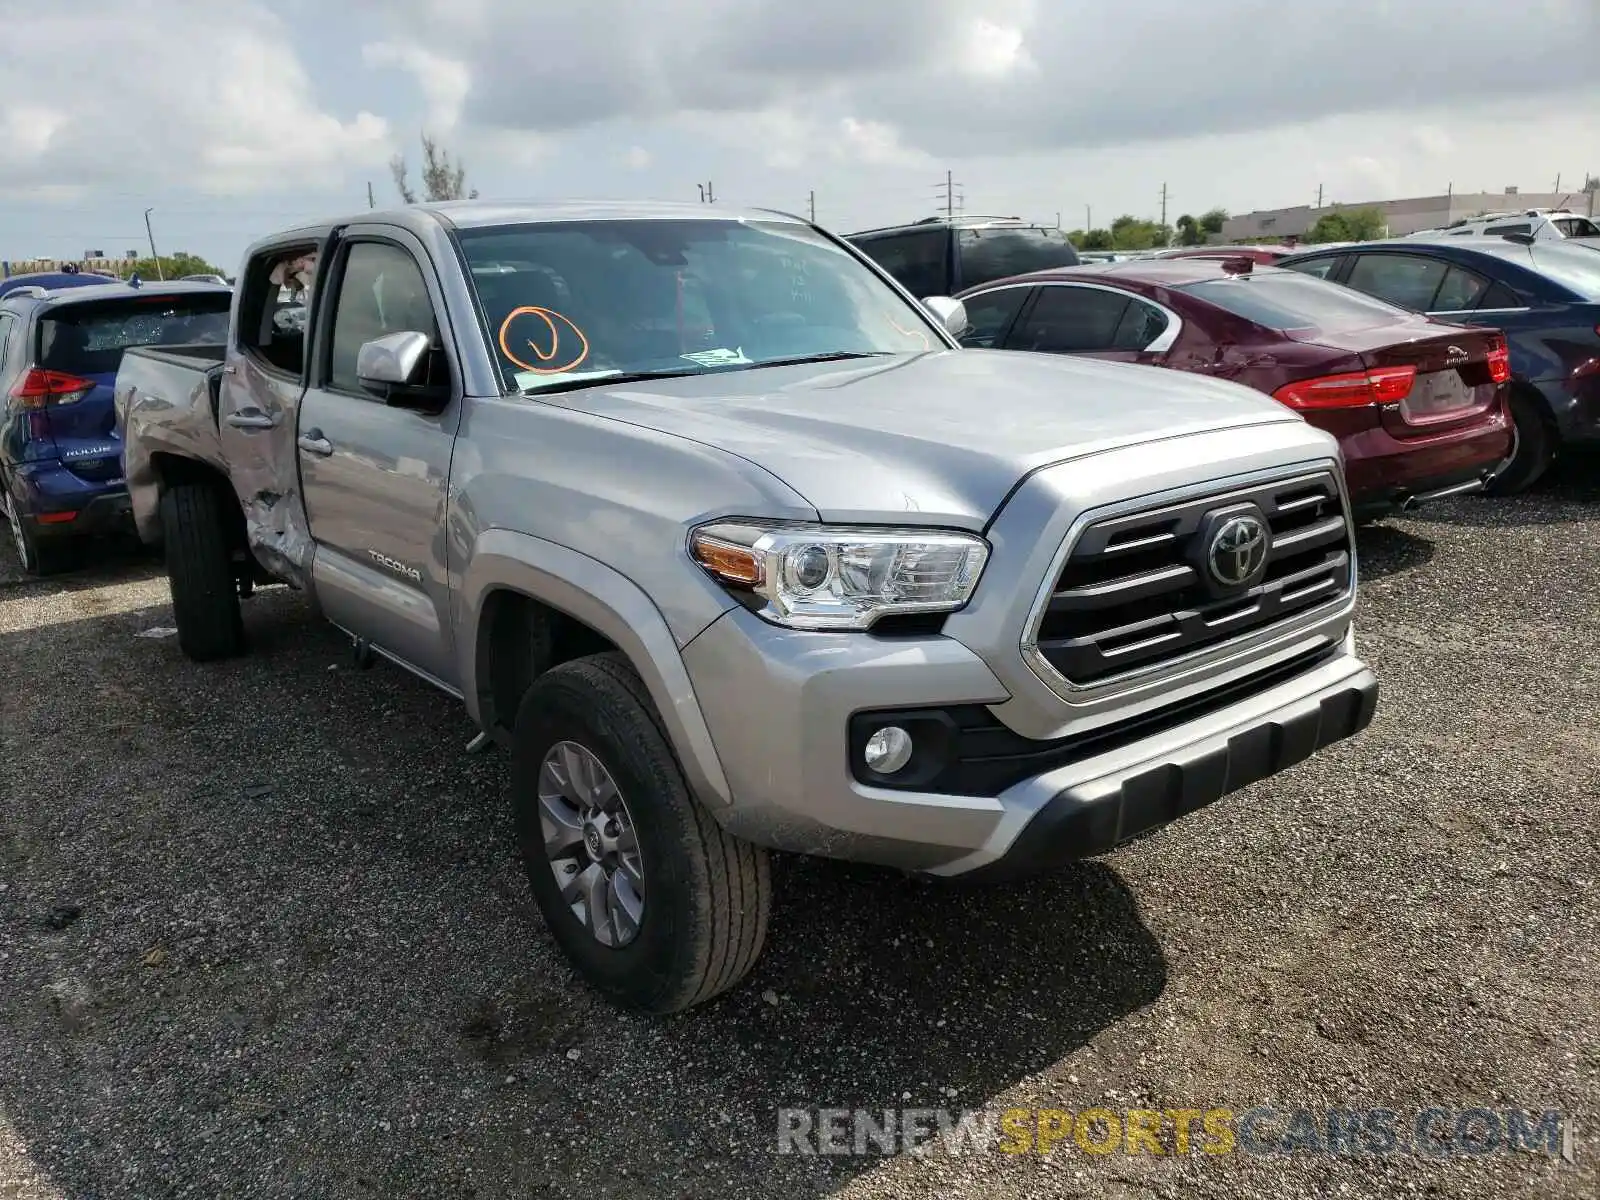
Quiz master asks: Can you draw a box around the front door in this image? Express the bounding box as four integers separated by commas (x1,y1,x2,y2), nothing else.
296,229,463,688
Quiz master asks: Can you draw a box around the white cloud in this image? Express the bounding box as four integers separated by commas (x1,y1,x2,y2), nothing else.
623,145,653,170
0,1,390,194
362,41,471,131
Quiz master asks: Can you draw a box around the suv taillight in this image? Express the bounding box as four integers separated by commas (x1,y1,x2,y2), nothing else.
1273,365,1416,410
1485,333,1512,383
10,367,95,409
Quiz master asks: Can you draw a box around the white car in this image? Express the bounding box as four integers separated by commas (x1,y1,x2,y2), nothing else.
1408,209,1600,242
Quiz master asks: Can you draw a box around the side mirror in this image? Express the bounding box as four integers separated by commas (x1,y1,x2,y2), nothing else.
356,330,447,411
921,296,970,339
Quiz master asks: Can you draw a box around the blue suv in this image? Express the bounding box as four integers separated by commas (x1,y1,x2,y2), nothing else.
1,280,232,573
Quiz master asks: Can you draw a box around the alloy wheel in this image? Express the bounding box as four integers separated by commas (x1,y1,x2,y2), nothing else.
537,740,645,948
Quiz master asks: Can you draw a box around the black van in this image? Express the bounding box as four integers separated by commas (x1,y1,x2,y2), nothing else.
846,216,1081,298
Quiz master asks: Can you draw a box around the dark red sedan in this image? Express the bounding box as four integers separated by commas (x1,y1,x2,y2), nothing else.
954,259,1513,517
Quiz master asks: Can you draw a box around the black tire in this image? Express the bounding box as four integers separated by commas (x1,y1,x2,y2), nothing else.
160,483,244,661
1486,389,1556,496
510,652,771,1014
4,491,69,577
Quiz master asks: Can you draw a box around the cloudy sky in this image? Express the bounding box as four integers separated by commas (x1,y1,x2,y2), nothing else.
1,0,1596,270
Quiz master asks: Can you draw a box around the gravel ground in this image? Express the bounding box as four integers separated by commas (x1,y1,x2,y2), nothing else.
1,465,1596,1200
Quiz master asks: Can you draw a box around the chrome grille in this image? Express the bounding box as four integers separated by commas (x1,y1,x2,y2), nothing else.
1029,472,1353,688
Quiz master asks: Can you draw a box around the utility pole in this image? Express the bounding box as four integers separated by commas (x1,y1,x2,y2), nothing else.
935,170,963,219
808,190,816,223
143,208,164,280
1055,211,1061,229
1316,183,1324,208
367,181,376,210
1085,205,1092,231
1159,182,1169,230
697,182,715,203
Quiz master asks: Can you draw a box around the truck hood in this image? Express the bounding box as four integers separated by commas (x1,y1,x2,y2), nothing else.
555,349,1300,526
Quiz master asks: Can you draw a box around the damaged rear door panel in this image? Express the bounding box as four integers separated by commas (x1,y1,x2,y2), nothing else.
214,234,332,589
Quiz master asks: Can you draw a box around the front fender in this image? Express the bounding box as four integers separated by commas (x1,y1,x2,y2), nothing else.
456,528,733,808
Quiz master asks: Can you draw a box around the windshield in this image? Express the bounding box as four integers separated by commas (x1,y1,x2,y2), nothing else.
1526,243,1600,301
455,219,940,392
37,293,232,376
1183,273,1412,333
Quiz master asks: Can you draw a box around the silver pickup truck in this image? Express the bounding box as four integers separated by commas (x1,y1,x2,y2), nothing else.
116,201,1378,1013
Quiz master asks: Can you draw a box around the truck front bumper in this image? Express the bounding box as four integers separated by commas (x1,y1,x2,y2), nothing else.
681,607,1377,877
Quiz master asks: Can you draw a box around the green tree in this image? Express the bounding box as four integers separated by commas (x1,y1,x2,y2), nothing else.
1108,215,1172,250
1175,213,1204,246
119,251,226,281
391,132,479,203
1077,228,1114,251
1199,207,1228,236
1306,206,1387,244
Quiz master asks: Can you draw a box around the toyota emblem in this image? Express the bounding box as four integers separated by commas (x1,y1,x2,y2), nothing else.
1207,514,1270,588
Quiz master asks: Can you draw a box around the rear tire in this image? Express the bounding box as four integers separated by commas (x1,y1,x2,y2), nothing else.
1486,390,1555,496
510,652,771,1014
160,483,244,661
4,492,68,577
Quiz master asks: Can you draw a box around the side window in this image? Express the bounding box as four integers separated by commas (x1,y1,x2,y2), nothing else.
1345,254,1448,311
958,287,1031,348
327,242,442,396
1284,257,1339,280
1110,298,1170,350
1007,286,1130,354
1555,217,1600,237
1431,266,1490,312
854,231,948,298
1483,223,1532,237
0,313,13,376
238,245,319,376
1476,282,1522,310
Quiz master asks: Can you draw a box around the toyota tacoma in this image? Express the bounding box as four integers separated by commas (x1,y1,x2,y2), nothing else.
116,200,1378,1013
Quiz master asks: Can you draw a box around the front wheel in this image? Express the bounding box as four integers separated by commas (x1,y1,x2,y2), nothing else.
160,483,244,661
510,652,771,1014
1486,391,1556,496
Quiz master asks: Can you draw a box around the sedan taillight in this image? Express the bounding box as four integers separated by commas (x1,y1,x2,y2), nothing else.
1485,333,1512,383
1273,366,1417,410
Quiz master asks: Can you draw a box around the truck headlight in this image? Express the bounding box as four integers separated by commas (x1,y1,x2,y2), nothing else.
689,521,990,631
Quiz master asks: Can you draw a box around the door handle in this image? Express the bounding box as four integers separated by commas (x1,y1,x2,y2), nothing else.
298,429,334,457
225,409,276,430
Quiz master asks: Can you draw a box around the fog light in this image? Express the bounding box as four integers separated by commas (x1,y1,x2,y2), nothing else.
863,725,914,775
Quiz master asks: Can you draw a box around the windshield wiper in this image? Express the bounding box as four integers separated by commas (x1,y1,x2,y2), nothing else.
524,369,701,395
738,351,893,370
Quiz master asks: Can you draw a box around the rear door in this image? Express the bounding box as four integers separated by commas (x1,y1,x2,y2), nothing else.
31,291,232,485
294,227,464,687
217,239,327,587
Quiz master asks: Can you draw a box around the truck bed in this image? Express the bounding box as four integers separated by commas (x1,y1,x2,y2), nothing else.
115,343,232,543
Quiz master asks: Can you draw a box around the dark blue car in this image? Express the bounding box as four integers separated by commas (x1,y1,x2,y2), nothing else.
1,281,232,573
0,270,120,299
1279,237,1600,492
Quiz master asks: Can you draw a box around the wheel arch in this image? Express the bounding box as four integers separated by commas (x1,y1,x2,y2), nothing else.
459,528,734,809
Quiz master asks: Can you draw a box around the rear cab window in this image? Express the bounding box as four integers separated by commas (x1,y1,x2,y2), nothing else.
237,245,320,376
1182,273,1414,334
956,227,1080,289
37,293,232,377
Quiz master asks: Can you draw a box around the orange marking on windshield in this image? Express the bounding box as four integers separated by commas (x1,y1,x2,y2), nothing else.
887,311,931,349
498,305,591,374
